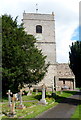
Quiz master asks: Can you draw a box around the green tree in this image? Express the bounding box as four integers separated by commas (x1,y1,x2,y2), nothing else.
69,41,81,88
0,16,2,98
2,14,48,95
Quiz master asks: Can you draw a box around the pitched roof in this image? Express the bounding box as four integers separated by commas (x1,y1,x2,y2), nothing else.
57,63,75,78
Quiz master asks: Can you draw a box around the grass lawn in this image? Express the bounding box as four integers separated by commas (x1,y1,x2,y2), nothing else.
71,88,81,119
1,91,77,119
71,104,81,119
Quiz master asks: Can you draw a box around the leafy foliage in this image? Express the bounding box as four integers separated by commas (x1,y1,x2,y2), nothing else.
2,14,48,95
69,41,81,87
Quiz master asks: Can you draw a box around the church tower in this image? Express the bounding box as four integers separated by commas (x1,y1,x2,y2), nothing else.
22,12,57,87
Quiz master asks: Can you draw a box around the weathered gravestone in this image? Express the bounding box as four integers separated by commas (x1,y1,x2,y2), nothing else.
7,90,12,106
60,87,63,94
51,80,56,96
27,87,33,96
36,89,38,95
14,93,20,101
39,84,48,105
16,90,25,109
27,90,32,96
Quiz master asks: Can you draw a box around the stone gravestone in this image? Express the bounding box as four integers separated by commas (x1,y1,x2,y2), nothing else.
16,90,25,109
27,90,32,96
51,80,56,96
52,86,56,96
7,90,12,106
39,84,47,105
15,93,20,101
27,87,33,96
60,87,63,94
8,94,16,117
36,89,38,95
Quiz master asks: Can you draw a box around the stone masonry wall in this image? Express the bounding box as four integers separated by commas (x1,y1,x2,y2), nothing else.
22,13,75,90
22,12,56,64
38,64,57,87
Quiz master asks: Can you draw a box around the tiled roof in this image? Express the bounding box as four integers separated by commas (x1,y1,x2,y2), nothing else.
57,63,75,78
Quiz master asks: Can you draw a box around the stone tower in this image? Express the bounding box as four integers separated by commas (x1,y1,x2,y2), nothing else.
22,12,57,87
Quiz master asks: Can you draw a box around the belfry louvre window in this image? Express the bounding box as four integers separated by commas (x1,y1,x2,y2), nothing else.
36,25,42,33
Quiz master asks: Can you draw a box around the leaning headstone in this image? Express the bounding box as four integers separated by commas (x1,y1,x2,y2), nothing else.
27,90,32,96
27,88,33,96
39,84,47,105
16,90,25,109
7,90,12,106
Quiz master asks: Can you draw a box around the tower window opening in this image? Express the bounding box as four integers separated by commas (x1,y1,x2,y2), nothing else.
36,25,42,33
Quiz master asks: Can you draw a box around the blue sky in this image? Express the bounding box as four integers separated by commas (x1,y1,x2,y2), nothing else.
79,27,81,41
0,0,80,63
71,27,79,41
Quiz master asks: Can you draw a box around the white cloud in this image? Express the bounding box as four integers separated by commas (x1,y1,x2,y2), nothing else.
56,23,78,63
0,0,80,63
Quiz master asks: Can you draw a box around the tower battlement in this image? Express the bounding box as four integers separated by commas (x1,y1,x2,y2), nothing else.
23,13,55,21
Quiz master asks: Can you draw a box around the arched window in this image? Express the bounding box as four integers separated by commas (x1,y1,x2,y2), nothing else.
36,25,42,33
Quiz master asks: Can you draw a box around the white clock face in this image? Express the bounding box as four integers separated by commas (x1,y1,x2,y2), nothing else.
35,34,43,41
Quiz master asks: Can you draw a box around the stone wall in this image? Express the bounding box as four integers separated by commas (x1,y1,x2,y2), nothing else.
55,63,75,90
38,64,57,87
22,13,75,91
36,43,56,64
56,79,74,91
22,12,56,64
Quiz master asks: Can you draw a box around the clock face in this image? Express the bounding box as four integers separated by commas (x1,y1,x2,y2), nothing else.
35,34,43,41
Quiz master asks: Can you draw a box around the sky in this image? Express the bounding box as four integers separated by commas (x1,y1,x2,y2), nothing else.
0,0,80,63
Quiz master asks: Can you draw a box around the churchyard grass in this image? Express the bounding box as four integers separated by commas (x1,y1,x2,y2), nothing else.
71,104,81,119
1,91,77,119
